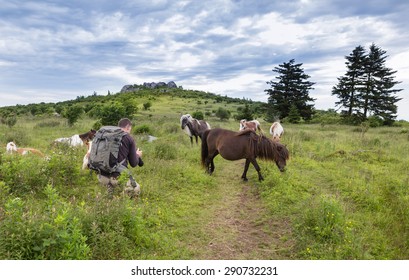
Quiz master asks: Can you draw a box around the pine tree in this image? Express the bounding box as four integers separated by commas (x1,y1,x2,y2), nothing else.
332,44,402,125
287,104,301,123
364,44,402,124
265,59,315,121
332,45,367,122
236,103,254,121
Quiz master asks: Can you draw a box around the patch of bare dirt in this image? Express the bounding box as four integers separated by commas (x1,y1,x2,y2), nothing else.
199,180,294,260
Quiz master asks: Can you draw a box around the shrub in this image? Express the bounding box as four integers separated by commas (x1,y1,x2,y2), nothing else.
134,125,151,134
63,105,84,126
143,101,152,110
0,186,91,259
215,107,230,120
192,111,204,120
367,115,384,127
0,155,49,195
97,102,126,126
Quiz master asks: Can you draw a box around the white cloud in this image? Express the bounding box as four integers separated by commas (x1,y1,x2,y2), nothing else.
0,0,408,120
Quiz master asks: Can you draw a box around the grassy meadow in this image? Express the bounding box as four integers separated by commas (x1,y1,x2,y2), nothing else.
0,94,408,260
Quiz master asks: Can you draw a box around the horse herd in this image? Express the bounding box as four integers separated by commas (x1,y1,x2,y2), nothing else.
180,114,289,181
4,115,289,182
5,129,96,163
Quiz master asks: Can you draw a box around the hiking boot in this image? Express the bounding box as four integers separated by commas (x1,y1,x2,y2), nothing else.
125,182,141,198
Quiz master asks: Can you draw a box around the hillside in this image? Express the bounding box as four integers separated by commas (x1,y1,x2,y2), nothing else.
0,86,263,122
0,87,409,260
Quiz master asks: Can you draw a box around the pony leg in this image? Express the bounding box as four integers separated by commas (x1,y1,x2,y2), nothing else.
250,159,264,181
241,159,251,181
190,136,193,145
205,154,217,175
209,152,218,174
210,159,215,174
204,158,214,174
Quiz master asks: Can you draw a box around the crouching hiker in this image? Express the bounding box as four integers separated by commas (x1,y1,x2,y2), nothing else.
88,118,144,198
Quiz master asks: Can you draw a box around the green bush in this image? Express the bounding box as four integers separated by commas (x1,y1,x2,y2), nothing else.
134,125,151,134
367,115,384,127
0,155,49,195
192,111,204,120
0,186,91,259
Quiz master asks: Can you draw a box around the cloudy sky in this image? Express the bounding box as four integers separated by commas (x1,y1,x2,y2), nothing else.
1,0,408,120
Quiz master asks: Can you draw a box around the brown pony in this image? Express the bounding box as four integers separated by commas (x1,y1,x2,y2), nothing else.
201,128,289,181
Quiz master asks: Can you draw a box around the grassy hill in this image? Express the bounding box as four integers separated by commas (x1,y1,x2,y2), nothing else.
0,89,409,259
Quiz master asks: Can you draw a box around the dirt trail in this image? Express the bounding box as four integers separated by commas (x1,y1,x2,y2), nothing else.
196,161,294,260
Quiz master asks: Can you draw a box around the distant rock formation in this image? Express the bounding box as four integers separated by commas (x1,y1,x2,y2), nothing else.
120,81,178,93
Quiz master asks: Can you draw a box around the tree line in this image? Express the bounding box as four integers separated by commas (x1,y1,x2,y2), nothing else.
264,43,403,125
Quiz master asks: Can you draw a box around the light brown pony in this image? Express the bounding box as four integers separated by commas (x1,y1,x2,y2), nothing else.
201,128,289,181
6,142,45,157
239,119,263,133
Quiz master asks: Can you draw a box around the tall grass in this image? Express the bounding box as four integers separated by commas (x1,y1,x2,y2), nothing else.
0,105,408,259
259,124,409,259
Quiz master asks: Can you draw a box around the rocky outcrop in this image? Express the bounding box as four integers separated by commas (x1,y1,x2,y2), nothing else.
120,81,178,93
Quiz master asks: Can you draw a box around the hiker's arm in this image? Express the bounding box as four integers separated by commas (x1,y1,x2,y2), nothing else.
127,138,140,168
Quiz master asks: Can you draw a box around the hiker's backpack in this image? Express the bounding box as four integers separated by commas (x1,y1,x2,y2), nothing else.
88,126,128,174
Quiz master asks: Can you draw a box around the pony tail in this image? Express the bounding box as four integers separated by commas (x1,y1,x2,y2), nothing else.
201,129,210,166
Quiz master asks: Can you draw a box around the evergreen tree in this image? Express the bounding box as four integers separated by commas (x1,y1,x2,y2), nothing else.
332,44,402,125
235,103,254,121
287,104,301,123
265,59,315,121
332,45,367,122
364,44,402,124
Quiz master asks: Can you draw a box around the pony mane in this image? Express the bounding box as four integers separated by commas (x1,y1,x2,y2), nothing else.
180,114,192,124
251,134,289,162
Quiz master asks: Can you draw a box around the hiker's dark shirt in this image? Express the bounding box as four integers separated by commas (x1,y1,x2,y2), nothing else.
101,133,141,177
118,133,139,168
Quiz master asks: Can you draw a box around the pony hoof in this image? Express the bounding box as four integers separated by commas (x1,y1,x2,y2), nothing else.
242,177,248,182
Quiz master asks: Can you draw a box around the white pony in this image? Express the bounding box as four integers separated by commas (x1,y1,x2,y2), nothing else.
54,134,84,147
6,142,45,157
269,122,284,141
53,129,96,147
82,141,92,170
239,119,262,133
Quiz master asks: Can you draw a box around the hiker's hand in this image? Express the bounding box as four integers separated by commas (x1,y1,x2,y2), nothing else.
136,148,143,157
